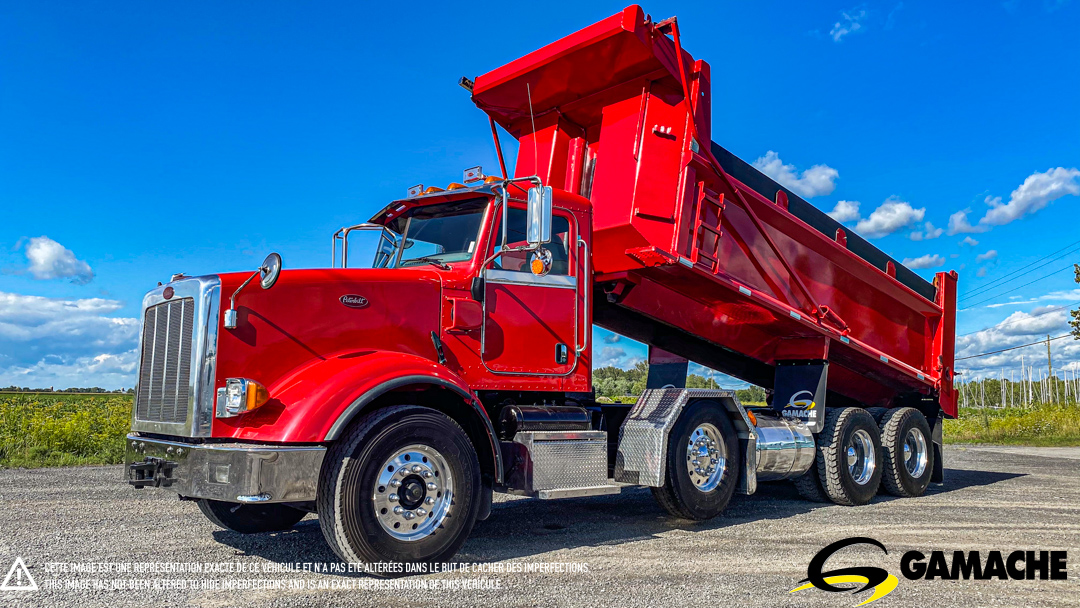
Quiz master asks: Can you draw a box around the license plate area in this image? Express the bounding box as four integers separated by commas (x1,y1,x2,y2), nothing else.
128,457,178,488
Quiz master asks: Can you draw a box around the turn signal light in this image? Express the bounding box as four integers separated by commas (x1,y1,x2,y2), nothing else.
216,378,270,418
746,411,758,426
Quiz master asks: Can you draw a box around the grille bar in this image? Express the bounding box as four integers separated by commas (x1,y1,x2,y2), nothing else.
136,298,195,424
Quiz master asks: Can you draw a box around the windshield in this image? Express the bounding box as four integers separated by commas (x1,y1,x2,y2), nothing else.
383,198,487,268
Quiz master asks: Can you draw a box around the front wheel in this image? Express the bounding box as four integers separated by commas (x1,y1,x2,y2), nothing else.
317,405,481,573
651,400,741,520
197,499,306,534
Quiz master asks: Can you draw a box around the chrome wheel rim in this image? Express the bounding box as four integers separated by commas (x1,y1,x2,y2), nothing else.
372,444,453,542
846,429,876,485
903,428,928,478
685,423,726,492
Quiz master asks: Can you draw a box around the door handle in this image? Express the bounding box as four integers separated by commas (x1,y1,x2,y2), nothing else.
556,343,568,364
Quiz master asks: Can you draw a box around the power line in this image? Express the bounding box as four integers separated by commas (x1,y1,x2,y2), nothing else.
956,333,1072,361
957,300,1080,337
961,263,1076,309
959,238,1080,302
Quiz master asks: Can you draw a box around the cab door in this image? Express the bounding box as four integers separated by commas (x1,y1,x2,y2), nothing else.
482,206,578,375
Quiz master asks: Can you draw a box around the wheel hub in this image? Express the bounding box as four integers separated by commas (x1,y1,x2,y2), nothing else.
847,429,876,486
903,428,928,478
372,445,453,541
685,423,726,492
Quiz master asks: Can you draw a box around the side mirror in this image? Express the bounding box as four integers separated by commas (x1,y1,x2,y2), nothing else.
526,186,552,248
260,252,283,290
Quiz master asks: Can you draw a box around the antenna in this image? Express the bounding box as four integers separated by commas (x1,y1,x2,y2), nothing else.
527,82,538,177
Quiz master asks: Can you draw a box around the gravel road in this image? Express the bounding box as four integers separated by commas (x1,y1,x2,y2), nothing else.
2,445,1078,607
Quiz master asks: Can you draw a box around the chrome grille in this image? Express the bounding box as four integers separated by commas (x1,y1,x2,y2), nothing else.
136,298,195,424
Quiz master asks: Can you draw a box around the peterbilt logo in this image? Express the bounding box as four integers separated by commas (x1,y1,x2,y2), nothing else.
339,294,369,309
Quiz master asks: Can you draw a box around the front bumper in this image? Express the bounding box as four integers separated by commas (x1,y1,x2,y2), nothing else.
124,433,325,503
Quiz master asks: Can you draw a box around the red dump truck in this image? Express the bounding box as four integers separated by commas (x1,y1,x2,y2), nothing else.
125,5,957,568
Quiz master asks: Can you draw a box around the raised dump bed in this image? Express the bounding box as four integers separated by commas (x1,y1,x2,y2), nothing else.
472,4,957,415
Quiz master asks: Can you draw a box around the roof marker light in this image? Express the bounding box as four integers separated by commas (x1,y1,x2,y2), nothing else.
407,184,423,197
463,166,483,183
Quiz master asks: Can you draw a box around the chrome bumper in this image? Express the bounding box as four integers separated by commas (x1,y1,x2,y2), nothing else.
124,434,325,503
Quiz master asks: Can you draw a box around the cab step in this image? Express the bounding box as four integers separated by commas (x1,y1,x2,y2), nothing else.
537,484,622,500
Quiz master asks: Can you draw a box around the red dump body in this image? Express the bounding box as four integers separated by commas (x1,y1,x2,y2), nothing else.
474,5,958,415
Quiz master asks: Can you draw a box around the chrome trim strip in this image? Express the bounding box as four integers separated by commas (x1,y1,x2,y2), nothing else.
131,276,220,438
484,269,576,288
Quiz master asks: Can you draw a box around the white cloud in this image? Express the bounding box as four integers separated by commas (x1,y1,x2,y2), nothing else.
979,167,1080,227
976,267,988,277
23,236,94,284
854,197,925,238
602,333,621,344
752,151,838,198
955,304,1078,378
827,200,861,223
976,250,998,262
909,222,943,241
902,254,945,269
947,208,986,235
948,168,1080,235
0,291,138,389
830,8,867,42
960,236,979,247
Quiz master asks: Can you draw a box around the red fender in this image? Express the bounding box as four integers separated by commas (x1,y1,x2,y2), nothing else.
212,351,501,480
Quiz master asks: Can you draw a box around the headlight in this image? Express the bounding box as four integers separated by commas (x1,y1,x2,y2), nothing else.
215,378,270,418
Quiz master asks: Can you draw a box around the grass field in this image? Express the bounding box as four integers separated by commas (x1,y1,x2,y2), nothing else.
943,402,1080,447
1,393,1078,468
0,393,132,468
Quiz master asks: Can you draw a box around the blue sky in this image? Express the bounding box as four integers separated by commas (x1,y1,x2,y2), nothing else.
1,1,1078,389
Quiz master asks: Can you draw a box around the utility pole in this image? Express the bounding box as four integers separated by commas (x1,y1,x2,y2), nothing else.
1047,335,1054,404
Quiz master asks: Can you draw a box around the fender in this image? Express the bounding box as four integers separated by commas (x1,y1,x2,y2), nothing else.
213,350,502,482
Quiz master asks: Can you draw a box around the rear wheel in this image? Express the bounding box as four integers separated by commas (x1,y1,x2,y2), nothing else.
197,499,306,534
878,407,934,497
317,405,480,573
817,407,882,506
651,401,740,520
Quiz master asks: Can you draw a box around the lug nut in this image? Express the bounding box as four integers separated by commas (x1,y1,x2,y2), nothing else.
427,482,437,491
403,511,416,520
393,506,404,515
425,496,435,505
388,493,399,502
416,508,426,516
692,459,701,466
411,465,423,473
422,470,432,478
390,479,401,488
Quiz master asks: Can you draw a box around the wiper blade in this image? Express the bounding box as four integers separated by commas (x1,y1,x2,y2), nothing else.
409,257,451,270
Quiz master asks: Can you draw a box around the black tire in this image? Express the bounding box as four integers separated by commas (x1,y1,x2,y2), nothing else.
865,407,889,425
817,407,883,506
792,465,829,502
197,499,306,534
651,400,740,520
317,405,480,573
878,407,934,497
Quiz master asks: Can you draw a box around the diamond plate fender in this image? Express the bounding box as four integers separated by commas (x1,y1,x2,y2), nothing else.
614,389,759,495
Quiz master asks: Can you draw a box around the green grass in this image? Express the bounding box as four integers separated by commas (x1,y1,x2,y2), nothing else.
0,393,132,468
944,402,1080,447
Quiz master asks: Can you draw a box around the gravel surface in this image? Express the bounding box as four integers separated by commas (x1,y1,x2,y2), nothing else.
1,445,1078,607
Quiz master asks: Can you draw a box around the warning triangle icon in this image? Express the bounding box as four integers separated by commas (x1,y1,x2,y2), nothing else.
0,557,38,592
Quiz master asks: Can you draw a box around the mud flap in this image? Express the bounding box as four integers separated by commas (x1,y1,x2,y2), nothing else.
773,361,828,433
931,410,945,484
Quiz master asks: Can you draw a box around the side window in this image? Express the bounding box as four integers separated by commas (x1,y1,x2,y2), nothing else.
489,206,572,275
